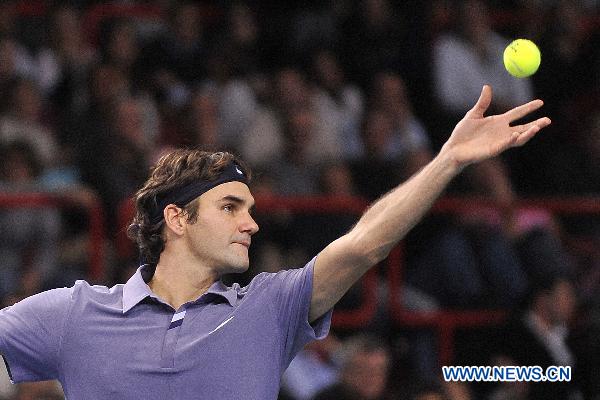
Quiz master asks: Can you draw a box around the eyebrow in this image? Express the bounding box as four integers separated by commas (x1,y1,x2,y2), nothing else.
219,195,256,213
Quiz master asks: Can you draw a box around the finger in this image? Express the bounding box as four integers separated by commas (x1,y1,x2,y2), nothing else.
465,85,492,119
503,99,544,122
511,117,552,133
512,122,546,147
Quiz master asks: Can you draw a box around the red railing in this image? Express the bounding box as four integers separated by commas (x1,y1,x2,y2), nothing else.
388,196,600,366
3,189,596,368
0,192,106,282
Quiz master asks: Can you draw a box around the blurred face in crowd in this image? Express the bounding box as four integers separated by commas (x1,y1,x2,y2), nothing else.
459,0,491,45
313,50,344,92
92,65,129,106
12,80,42,122
52,6,80,50
275,68,309,110
114,98,146,150
0,1,17,35
374,73,410,123
548,279,576,326
180,182,259,275
287,108,314,144
190,89,219,149
230,4,257,45
536,279,576,326
363,0,391,28
108,22,138,69
321,163,354,196
173,3,202,46
363,109,395,156
1,145,39,184
0,38,16,78
341,349,390,400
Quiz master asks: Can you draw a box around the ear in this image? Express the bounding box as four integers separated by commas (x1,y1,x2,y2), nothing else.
163,204,186,236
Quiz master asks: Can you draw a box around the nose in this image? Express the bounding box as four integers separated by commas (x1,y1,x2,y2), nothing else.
239,212,259,236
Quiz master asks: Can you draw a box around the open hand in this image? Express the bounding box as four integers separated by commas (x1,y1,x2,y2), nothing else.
441,85,551,168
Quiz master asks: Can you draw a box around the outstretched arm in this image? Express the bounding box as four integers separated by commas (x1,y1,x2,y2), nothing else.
310,85,551,322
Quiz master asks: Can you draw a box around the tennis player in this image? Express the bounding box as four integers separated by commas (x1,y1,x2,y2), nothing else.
0,86,550,398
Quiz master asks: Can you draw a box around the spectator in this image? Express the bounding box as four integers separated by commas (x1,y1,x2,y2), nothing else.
313,333,395,400
310,49,364,160
240,67,340,168
340,0,410,89
0,35,36,113
288,3,340,61
281,334,341,400
0,141,61,307
369,72,432,175
175,84,222,150
100,19,137,73
349,72,432,200
318,162,356,197
269,106,322,196
509,0,600,196
533,0,598,122
351,108,404,200
209,3,262,78
36,4,96,112
432,0,533,121
141,1,208,104
490,274,581,400
0,78,58,169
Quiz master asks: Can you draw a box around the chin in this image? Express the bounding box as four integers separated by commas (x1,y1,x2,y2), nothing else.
223,258,250,274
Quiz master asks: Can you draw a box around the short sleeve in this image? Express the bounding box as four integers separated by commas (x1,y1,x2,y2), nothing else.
262,257,333,367
0,287,73,383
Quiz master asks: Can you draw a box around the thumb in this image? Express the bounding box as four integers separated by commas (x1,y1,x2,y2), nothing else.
465,85,492,119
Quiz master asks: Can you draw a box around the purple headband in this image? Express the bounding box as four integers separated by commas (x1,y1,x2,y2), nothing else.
151,162,248,224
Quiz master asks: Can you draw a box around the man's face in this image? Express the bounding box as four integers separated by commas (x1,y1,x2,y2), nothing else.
183,181,259,275
548,280,576,325
343,350,389,400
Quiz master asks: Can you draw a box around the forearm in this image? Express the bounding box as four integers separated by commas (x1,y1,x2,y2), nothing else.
310,150,461,322
349,150,461,264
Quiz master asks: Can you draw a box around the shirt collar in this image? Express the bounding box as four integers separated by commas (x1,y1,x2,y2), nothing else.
122,265,238,313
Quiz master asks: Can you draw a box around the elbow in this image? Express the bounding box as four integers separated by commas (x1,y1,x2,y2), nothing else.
346,230,390,269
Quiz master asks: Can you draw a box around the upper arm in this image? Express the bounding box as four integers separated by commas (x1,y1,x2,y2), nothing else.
259,263,331,367
310,232,374,323
0,288,72,383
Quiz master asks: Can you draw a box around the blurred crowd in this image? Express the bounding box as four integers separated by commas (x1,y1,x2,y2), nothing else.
0,0,599,399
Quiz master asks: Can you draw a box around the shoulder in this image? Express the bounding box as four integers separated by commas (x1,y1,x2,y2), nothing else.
240,259,317,297
248,260,316,287
4,280,124,313
67,280,126,312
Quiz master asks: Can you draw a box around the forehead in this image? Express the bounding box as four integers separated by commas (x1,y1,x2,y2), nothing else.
198,181,254,204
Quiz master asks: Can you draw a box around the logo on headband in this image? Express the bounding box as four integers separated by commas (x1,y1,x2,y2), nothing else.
235,166,243,175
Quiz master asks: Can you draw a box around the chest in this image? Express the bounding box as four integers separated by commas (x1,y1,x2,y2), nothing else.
60,301,283,398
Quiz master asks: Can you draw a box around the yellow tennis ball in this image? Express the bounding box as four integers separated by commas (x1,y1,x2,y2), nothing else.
503,39,541,78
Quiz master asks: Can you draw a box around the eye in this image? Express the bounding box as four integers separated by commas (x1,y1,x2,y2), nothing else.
223,204,234,213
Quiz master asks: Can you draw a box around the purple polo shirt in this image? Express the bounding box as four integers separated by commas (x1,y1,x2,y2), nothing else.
0,257,332,399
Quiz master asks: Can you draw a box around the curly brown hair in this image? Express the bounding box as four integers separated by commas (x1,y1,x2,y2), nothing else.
127,149,251,264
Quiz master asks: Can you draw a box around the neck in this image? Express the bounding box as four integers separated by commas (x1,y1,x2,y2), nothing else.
149,250,219,310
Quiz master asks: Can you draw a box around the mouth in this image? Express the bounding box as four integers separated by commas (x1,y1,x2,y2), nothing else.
233,241,250,248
